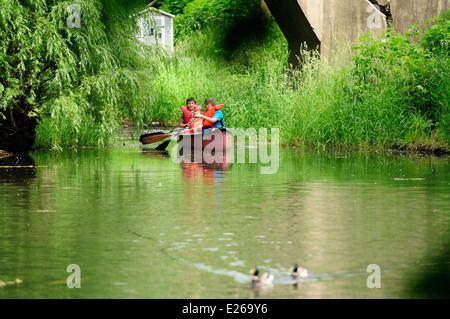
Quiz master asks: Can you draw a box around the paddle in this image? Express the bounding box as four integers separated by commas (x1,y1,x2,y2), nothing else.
140,117,195,146
155,120,195,151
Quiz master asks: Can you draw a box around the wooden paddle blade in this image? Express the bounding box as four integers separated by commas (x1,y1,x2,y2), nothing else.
141,134,171,145
139,132,166,143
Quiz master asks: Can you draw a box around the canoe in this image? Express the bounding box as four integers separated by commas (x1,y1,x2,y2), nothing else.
177,127,233,152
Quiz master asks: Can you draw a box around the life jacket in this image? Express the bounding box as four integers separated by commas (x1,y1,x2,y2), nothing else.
181,105,202,124
202,104,224,129
189,118,203,134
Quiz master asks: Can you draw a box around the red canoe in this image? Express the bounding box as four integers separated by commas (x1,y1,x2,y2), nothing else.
177,127,233,152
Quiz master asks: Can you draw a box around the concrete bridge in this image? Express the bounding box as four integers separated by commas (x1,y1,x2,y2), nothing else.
262,0,450,67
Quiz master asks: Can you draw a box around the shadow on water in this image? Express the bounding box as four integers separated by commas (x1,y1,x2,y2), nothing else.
141,149,170,159
0,151,36,185
409,241,450,298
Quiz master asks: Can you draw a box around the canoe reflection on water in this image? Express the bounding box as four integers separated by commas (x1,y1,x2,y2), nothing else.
179,149,232,183
141,148,232,182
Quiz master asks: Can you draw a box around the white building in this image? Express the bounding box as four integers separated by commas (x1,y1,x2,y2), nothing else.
136,7,175,52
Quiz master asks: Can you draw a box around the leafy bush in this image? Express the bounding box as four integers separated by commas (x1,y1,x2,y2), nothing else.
348,11,450,146
422,9,450,56
172,0,260,37
158,0,195,16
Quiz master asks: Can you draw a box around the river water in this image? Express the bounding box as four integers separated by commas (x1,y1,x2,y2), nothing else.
0,141,449,299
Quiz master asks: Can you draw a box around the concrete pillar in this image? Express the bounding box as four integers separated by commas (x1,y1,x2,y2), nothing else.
263,0,320,68
321,0,387,61
391,0,450,34
263,0,450,64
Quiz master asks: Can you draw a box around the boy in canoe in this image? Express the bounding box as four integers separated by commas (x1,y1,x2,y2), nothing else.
179,97,202,128
195,97,224,133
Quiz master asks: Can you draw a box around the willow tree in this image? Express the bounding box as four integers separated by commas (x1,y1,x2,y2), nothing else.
0,0,155,152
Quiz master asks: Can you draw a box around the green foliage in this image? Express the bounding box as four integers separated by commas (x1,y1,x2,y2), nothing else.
158,0,195,16
1,0,154,149
346,13,450,147
352,28,431,109
422,9,450,56
172,0,260,37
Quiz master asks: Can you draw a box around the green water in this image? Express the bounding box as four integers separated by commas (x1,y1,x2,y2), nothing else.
1,142,449,299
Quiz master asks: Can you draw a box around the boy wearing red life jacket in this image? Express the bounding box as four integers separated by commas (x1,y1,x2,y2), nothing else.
179,97,202,128
196,97,224,133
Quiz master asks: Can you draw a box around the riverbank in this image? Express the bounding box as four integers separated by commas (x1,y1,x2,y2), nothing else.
121,121,450,157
